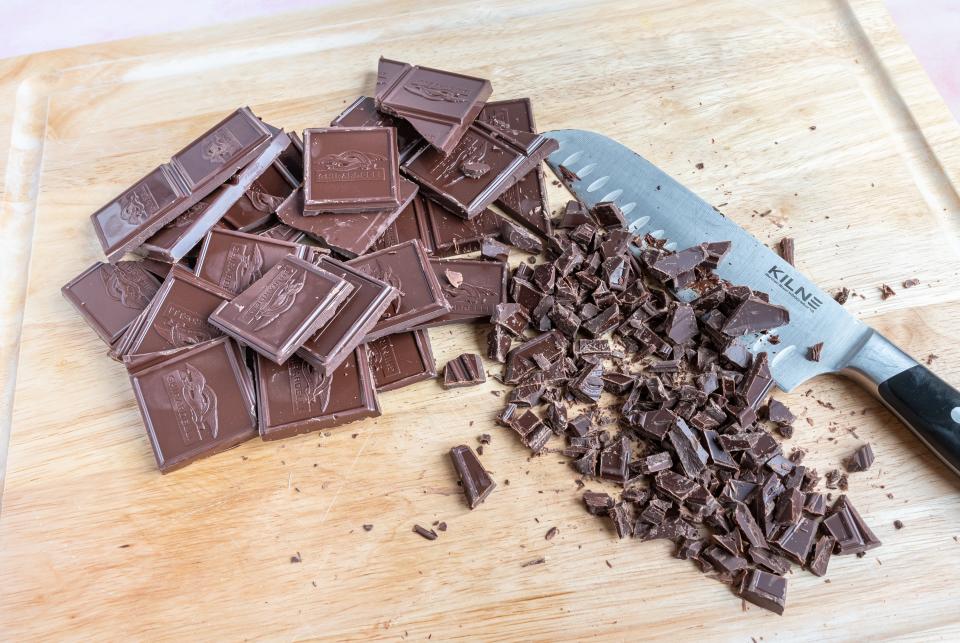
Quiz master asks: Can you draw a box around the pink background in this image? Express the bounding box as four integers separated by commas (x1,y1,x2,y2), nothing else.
0,0,957,121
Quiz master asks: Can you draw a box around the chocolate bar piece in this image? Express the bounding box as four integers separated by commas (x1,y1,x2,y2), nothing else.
372,193,434,253
367,329,436,392
375,57,492,155
331,96,423,162
277,130,304,182
413,258,508,328
221,161,300,231
296,255,399,377
128,336,257,473
62,261,161,346
738,569,787,615
194,228,306,295
449,444,496,508
277,180,418,258
424,198,503,256
256,221,305,243
302,127,401,215
402,121,558,219
91,108,277,262
477,98,551,237
209,255,354,365
347,240,450,340
254,348,380,440
443,353,486,388
120,265,233,357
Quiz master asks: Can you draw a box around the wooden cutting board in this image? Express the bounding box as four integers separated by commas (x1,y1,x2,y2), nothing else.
2,0,959,639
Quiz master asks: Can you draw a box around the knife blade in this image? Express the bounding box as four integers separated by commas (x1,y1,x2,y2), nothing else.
544,129,960,474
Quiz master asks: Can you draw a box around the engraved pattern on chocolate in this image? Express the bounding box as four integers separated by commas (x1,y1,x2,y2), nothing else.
200,127,243,164
156,303,219,346
118,183,160,225
163,362,218,445
221,242,265,294
169,201,208,228
246,183,285,213
99,263,160,309
403,81,468,103
314,151,387,183
356,261,403,317
238,265,307,331
368,335,401,379
442,281,496,313
429,134,489,187
288,359,332,414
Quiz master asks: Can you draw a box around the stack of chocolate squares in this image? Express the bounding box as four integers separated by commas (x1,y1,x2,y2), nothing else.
62,59,553,473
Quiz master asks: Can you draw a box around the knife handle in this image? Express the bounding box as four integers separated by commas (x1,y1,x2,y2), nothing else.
844,330,960,475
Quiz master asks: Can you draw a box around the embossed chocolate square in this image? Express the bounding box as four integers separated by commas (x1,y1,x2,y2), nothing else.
194,228,306,295
128,336,257,473
61,260,161,346
375,58,492,155
209,255,354,364
414,258,508,328
331,96,423,162
255,348,380,441
367,329,436,392
120,264,233,357
302,127,401,215
347,239,450,340
221,161,299,231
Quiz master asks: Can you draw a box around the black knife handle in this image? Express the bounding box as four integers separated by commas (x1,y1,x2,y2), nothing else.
845,329,960,475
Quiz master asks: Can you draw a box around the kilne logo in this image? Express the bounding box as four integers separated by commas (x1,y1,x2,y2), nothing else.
765,266,823,312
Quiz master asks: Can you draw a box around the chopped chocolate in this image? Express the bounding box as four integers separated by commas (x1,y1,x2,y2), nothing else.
583,491,615,515
570,363,604,403
808,342,823,362
492,303,531,336
721,297,790,336
808,535,835,577
833,287,850,304
545,526,559,540
845,443,875,472
765,398,796,425
368,329,436,392
777,237,795,266
592,202,626,228
443,353,486,388
450,444,496,508
500,219,543,254
599,436,630,483
480,237,511,262
902,278,920,289
823,495,881,554
879,284,896,300
739,569,787,615
749,548,792,576
487,326,512,363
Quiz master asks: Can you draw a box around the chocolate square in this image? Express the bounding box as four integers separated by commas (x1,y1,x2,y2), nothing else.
62,261,161,345
255,348,380,440
194,228,306,295
128,337,257,473
331,96,423,162
367,329,436,392
413,258,508,328
209,255,354,364
303,127,401,215
346,240,450,340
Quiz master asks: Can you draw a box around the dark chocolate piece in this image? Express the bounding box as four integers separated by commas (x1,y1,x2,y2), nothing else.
368,329,436,392
778,237,795,266
880,283,896,299
413,524,438,541
330,95,423,162
62,261,161,346
371,192,434,253
450,444,496,508
504,332,567,384
297,256,399,376
91,108,278,262
739,569,787,615
583,492,614,515
481,237,511,262
347,240,451,339
415,259,508,327
500,219,543,253
255,347,379,440
128,337,256,473
592,202,626,228
721,297,790,336
773,516,818,564
902,278,920,289
492,303,530,336
570,363,604,403
425,198,504,257
210,255,354,364
302,126,401,215
443,353,486,388
194,228,306,295
375,58,492,155
822,495,881,555
487,325,513,363
846,443,875,473
808,535,835,576
558,201,593,228
808,342,824,362
219,160,299,232
765,398,795,425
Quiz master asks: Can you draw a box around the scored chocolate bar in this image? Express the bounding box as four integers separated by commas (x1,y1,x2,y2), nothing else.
302,126,402,215
375,57,492,155
255,348,380,441
193,228,307,295
367,329,436,392
91,107,278,262
331,96,423,162
209,255,354,365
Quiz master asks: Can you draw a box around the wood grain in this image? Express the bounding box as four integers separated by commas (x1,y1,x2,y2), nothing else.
2,0,960,639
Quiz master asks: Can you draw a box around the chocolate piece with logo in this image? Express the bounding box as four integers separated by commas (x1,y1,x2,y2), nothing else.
347,240,451,340
412,258,508,328
450,444,496,509
119,265,233,357
424,198,504,257
220,161,300,232
128,336,257,473
477,98,551,237
296,256,399,377
194,228,306,295
62,261,162,346
210,255,354,365
402,121,559,219
375,57,492,155
91,107,277,262
443,353,486,389
330,95,423,162
367,329,436,392
254,348,380,440
302,126,401,215
277,180,418,258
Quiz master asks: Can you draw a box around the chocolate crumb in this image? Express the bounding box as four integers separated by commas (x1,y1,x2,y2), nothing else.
605,560,613,568
290,553,302,563
778,237,795,266
413,525,438,541
808,342,823,362
880,284,896,299
902,278,920,289
834,287,850,304
545,527,559,540
363,524,373,532
438,522,448,532
522,557,546,568
695,162,704,170
479,434,492,444
893,520,903,530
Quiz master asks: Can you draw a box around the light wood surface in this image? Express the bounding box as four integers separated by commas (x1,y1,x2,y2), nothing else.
2,0,960,639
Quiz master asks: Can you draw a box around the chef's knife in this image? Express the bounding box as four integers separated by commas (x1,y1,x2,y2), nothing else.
544,129,960,475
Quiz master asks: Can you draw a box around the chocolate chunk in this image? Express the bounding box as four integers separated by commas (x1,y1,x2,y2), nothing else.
749,548,792,576
598,436,630,483
592,202,626,228
609,503,633,538
639,452,673,474
368,330,436,392
509,382,544,407
703,429,739,471
845,443,875,472
880,284,896,300
703,546,748,576
808,534,835,576
822,495,881,555
778,237,795,266
733,501,768,549
739,353,774,409
583,492,614,515
804,492,827,516
511,410,551,453
425,198,504,256
645,246,707,281
582,305,621,337
487,326,512,363
667,418,708,478
500,219,543,253
601,373,634,395
721,297,790,336
443,353,486,388
492,303,530,336
655,470,698,502
807,342,824,362
773,516,818,564
902,278,920,289
570,363,604,403
765,398,795,425
480,237,511,262
413,525,438,541
504,331,566,384
774,488,804,525
739,569,787,615
665,303,698,344
450,444,496,509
